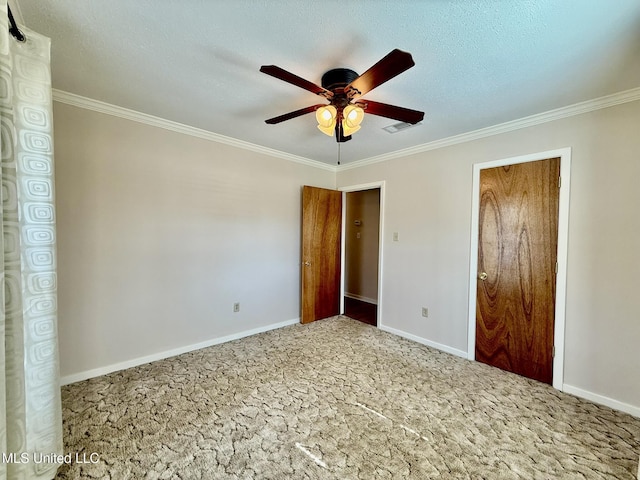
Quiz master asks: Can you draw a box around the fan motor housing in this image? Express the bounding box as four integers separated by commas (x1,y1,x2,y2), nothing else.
321,68,359,91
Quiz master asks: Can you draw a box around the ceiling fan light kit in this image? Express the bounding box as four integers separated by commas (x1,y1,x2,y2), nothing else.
260,49,425,143
315,104,364,137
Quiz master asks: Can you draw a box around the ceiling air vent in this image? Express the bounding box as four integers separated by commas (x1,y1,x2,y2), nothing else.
382,121,421,134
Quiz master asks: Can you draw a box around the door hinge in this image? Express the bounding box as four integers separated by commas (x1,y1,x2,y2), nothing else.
558,176,561,188
552,346,556,358
555,262,558,274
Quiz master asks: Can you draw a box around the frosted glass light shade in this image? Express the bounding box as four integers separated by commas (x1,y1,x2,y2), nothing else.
317,123,336,136
343,105,364,127
316,105,337,126
316,105,337,136
342,105,364,136
342,123,361,136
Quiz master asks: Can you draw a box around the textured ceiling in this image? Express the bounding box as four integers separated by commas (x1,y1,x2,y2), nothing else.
13,1,640,165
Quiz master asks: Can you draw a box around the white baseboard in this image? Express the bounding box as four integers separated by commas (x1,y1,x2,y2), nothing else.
60,318,300,386
61,318,639,420
379,326,639,419
344,293,378,305
379,325,467,359
562,384,640,418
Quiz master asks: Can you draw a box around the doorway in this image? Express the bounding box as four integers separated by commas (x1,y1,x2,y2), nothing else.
340,182,385,327
467,148,571,390
300,182,384,326
343,188,380,326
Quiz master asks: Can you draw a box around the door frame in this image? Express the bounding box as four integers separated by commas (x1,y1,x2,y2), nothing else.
467,148,571,391
339,181,386,327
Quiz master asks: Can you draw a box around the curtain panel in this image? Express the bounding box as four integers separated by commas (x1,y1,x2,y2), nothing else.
0,2,62,479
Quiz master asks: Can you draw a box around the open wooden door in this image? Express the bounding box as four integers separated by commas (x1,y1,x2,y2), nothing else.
475,158,560,384
301,186,342,324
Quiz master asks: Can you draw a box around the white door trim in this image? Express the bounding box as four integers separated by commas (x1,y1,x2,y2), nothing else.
339,181,385,327
467,148,571,391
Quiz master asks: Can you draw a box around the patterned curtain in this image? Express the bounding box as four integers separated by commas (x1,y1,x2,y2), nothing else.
0,1,62,479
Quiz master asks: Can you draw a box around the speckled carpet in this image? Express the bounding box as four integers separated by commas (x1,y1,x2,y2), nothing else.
57,317,639,479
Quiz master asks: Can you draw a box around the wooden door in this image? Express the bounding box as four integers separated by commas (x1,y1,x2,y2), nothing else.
301,186,342,324
475,158,560,384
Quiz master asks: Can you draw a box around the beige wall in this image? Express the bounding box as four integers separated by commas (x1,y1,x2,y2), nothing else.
54,97,640,413
337,100,640,411
345,189,380,302
53,102,335,379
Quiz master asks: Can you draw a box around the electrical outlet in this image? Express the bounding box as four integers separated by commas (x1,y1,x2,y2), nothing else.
233,302,240,313
422,307,428,318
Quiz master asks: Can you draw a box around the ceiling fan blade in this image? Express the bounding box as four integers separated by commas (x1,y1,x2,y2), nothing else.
357,100,424,124
260,65,333,99
265,104,325,124
346,49,415,99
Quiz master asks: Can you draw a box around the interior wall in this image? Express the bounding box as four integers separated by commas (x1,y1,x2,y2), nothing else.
53,102,335,380
337,100,640,412
345,189,380,302
53,97,640,413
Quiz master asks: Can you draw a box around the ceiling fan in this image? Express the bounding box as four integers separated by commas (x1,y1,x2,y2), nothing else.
260,49,424,142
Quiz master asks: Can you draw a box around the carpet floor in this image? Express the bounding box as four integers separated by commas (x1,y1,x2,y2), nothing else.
56,317,639,479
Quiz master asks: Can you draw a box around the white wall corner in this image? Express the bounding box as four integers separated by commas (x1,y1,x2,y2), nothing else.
379,324,468,359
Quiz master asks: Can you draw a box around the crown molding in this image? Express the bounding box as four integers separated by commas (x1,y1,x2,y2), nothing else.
52,90,336,173
53,86,640,174
338,86,640,171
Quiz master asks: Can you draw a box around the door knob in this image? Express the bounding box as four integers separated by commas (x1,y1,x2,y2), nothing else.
303,261,311,267
478,272,488,280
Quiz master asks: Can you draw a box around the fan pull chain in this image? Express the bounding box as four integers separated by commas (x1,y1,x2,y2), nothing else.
337,142,341,165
